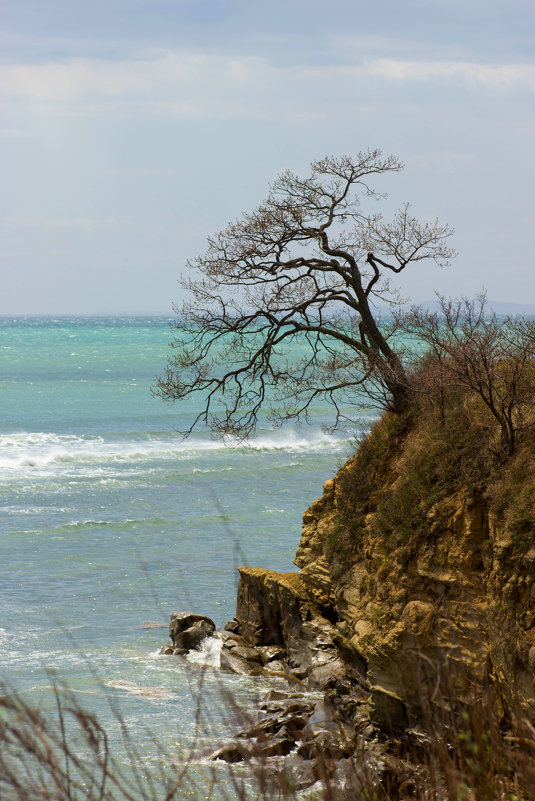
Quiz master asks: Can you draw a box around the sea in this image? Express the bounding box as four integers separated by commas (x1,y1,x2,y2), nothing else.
0,316,374,797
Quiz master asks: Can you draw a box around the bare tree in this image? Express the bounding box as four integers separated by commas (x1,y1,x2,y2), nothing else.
405,295,535,456
156,151,454,439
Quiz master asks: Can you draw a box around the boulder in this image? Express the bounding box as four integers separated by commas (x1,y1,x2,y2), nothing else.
169,611,215,646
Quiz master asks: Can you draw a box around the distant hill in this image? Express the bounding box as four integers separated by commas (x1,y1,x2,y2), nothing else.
487,300,535,316
415,299,535,317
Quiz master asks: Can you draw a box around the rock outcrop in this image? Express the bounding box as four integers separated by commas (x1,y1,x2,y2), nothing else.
225,567,343,682
161,406,535,792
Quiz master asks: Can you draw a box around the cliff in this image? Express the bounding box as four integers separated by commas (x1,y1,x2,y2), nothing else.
231,398,535,732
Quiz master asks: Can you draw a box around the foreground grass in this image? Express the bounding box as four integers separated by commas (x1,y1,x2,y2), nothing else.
2,659,535,801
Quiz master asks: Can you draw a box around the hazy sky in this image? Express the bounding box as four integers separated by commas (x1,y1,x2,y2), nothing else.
2,0,534,314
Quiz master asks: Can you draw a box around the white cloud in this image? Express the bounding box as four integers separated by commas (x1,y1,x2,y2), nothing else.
367,58,535,88
1,50,533,122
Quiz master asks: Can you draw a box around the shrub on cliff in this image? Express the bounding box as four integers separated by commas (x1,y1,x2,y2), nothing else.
404,294,535,456
333,305,535,563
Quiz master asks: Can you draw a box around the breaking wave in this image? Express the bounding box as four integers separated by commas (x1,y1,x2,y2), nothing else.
1,428,349,477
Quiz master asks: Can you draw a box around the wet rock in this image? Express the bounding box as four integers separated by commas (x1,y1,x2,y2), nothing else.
252,738,295,758
219,632,266,675
327,755,385,796
274,756,317,792
307,657,345,689
230,567,344,689
175,619,215,652
216,630,242,645
168,611,216,654
263,688,291,703
226,644,262,663
262,660,289,675
277,715,308,739
169,611,215,644
211,737,295,762
257,644,286,664
219,648,264,676
211,743,245,763
234,568,307,646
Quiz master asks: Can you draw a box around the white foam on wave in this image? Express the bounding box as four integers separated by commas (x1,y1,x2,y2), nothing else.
3,505,71,515
186,636,223,669
106,679,174,700
192,466,233,475
0,428,348,478
233,429,347,453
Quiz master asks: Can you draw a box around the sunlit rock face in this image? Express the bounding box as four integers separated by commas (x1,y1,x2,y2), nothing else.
290,431,535,729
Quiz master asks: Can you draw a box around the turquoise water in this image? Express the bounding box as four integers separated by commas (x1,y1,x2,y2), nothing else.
0,316,369,793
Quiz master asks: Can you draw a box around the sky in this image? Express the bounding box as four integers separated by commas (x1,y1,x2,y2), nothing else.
1,0,534,314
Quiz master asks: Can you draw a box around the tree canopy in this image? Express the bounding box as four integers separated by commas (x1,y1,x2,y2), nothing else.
156,150,455,438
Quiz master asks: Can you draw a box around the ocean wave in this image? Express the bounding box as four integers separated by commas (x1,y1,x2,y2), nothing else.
6,516,170,537
186,636,222,669
0,428,348,475
2,505,72,515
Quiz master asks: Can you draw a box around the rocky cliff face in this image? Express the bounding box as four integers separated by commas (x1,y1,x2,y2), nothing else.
230,410,535,732
295,474,535,728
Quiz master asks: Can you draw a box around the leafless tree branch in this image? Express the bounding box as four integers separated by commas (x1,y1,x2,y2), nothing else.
155,150,455,439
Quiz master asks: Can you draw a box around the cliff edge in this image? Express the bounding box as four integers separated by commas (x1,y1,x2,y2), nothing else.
232,398,535,732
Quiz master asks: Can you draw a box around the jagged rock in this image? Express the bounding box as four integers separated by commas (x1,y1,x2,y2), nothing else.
233,567,343,686
274,757,317,792
284,413,535,730
257,644,286,664
234,568,307,646
308,657,345,689
369,688,409,733
300,554,335,609
219,647,264,676
262,688,291,703
176,619,215,652
211,732,296,762
177,401,535,784
218,631,267,675
226,643,263,663
294,479,336,571
211,743,245,763
252,738,296,758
